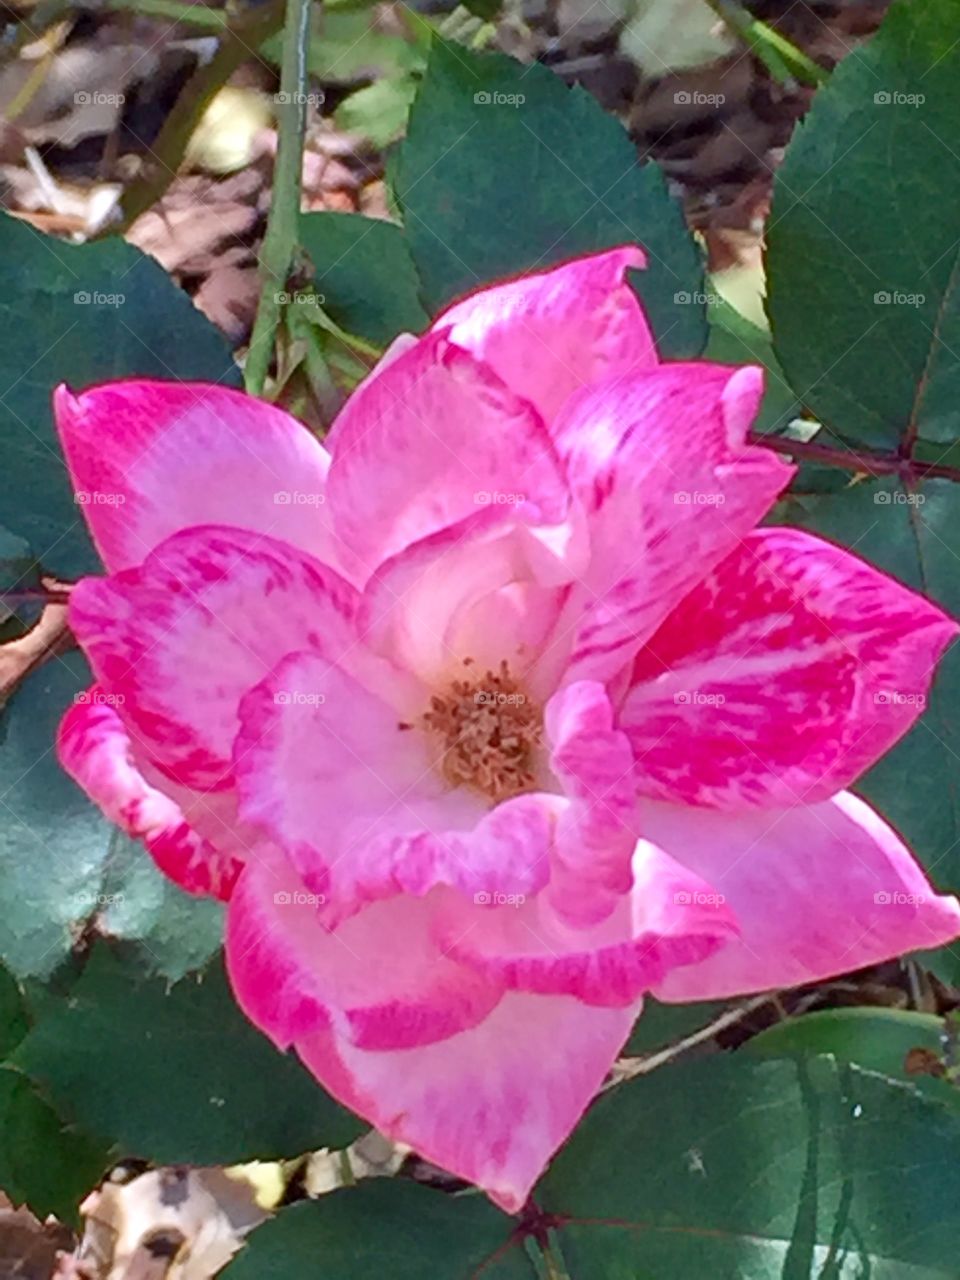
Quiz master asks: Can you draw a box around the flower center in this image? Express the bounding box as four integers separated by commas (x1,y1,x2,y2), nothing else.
420,659,542,801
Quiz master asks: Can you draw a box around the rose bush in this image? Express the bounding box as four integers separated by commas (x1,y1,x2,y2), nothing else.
55,247,960,1211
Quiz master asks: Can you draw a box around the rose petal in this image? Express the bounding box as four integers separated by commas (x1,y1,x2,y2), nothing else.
623,528,959,807
234,650,552,916
295,991,637,1213
69,526,359,791
360,507,568,690
227,858,503,1052
325,330,569,576
543,680,638,925
540,364,794,686
643,792,960,1001
433,246,657,423
58,689,241,898
434,841,738,1006
54,380,345,573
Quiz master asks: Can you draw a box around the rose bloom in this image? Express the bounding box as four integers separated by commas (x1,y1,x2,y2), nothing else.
57,248,960,1211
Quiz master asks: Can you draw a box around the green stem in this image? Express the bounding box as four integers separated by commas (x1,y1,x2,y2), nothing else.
539,1231,572,1280
244,0,313,396
702,0,827,87
114,0,287,231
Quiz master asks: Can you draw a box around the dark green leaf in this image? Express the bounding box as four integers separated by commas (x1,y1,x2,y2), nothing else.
625,997,730,1056
542,1054,960,1277
0,963,26,1059
0,1066,109,1223
0,653,114,980
704,298,801,435
395,41,705,354
96,834,224,982
299,212,428,345
13,946,363,1165
221,1182,532,1280
744,1007,957,1103
0,214,238,578
767,0,960,451
0,527,43,640
0,655,224,983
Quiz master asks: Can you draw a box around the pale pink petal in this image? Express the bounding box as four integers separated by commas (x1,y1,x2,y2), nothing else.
644,792,960,1001
539,364,794,687
54,380,346,573
295,992,637,1212
68,526,359,792
234,650,552,916
325,330,569,575
434,841,738,1006
360,507,568,689
623,528,958,808
543,680,638,925
433,246,657,423
58,690,240,898
226,858,503,1051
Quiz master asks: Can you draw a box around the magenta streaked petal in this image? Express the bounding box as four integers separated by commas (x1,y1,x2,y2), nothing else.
295,991,637,1213
433,246,656,423
623,528,958,808
325,329,569,576
54,380,346,573
644,792,960,1000
226,858,503,1052
434,840,738,1006
544,680,638,925
58,690,241,899
540,364,794,686
68,526,359,792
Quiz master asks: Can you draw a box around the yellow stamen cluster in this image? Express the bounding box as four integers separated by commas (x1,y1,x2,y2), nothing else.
421,659,541,801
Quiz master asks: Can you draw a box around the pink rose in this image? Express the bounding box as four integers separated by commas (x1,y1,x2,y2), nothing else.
56,247,960,1211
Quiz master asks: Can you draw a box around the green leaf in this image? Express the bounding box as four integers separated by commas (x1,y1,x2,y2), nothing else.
542,1054,960,1276
0,526,42,640
221,1182,532,1280
300,212,428,345
334,74,419,148
0,655,223,983
784,475,960,889
395,41,705,354
625,997,730,1056
13,945,364,1165
704,298,801,435
0,962,27,1059
766,0,960,451
0,214,238,579
0,653,114,980
744,1007,956,1102
96,835,224,982
0,1066,109,1223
